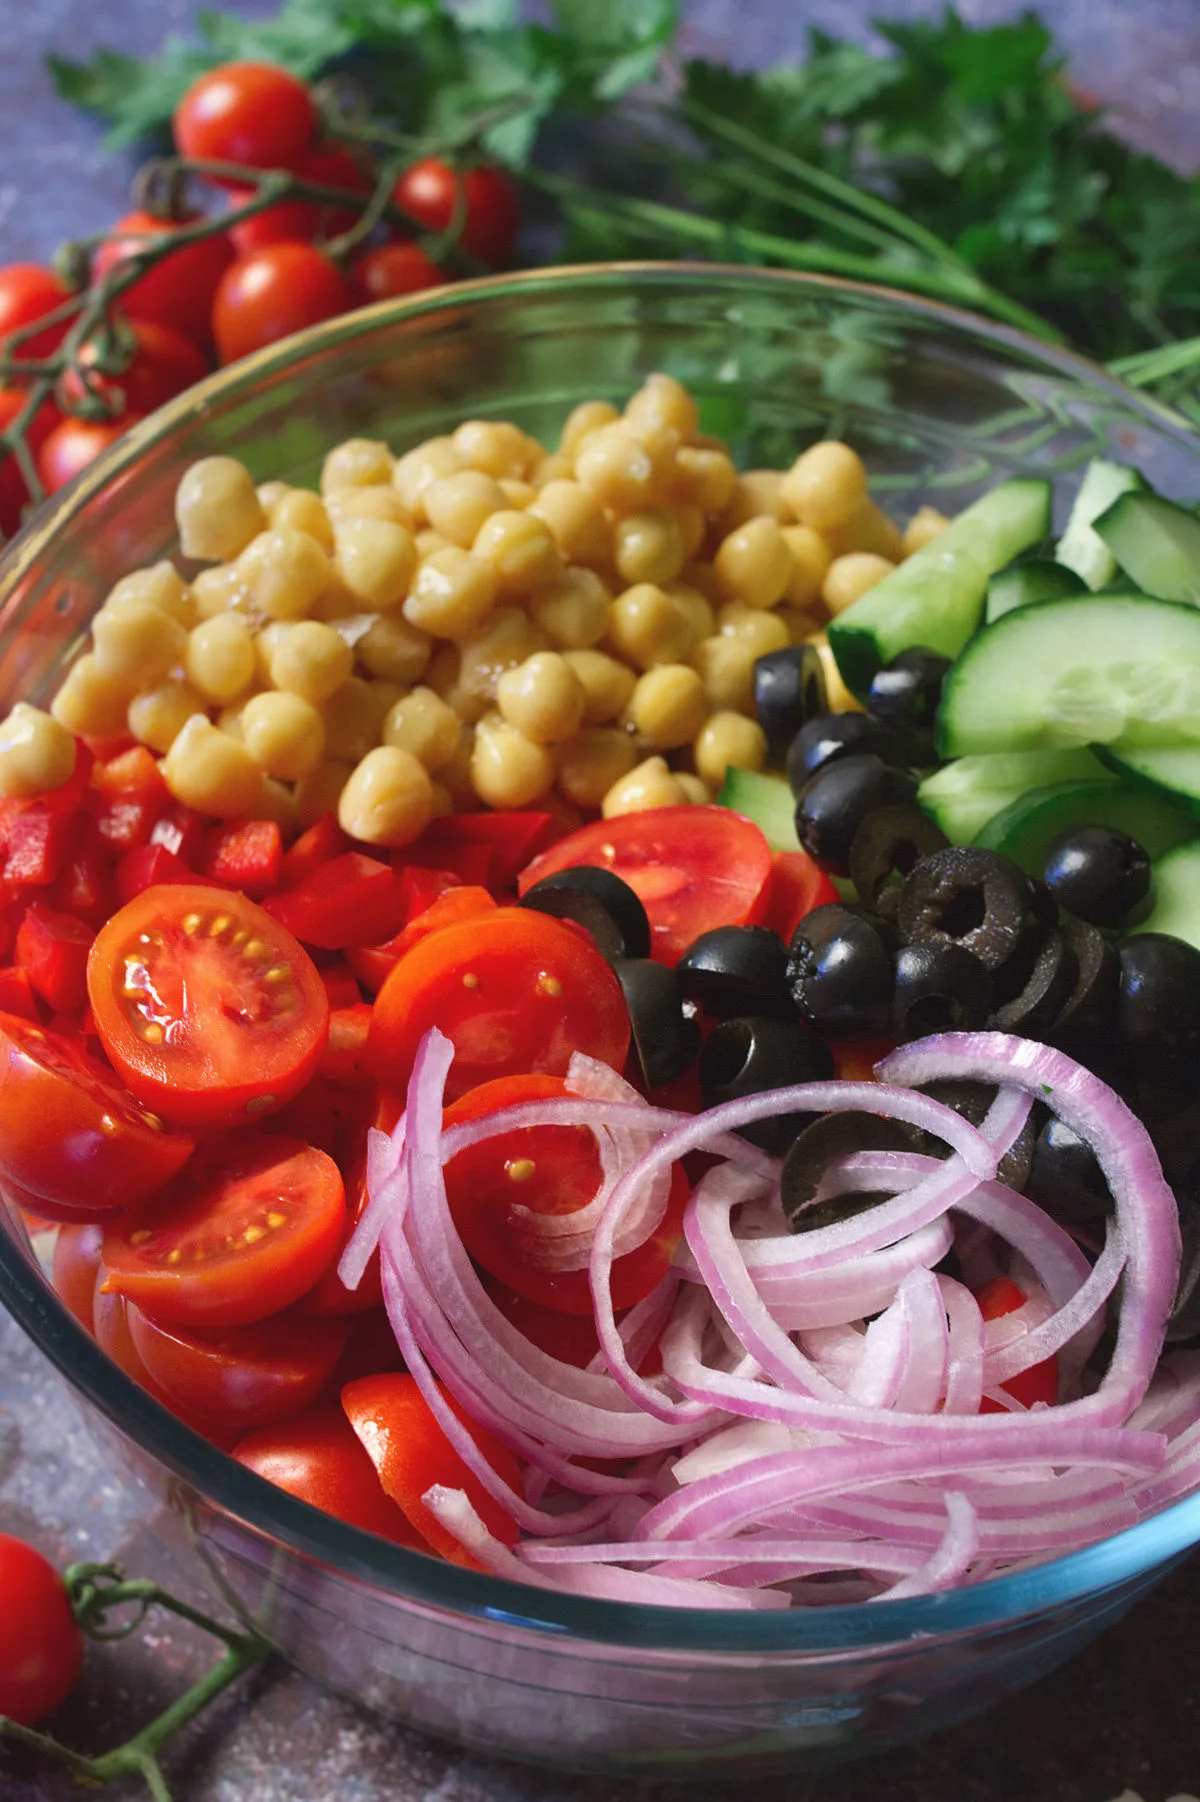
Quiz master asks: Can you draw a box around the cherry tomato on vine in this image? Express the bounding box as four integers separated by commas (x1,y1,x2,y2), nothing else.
91,211,234,349
0,263,71,362
173,62,316,181
392,158,520,267
235,1402,427,1545
87,883,330,1130
212,242,352,364
37,414,139,496
0,1534,83,1725
443,1073,689,1314
0,385,56,534
352,240,445,305
60,319,208,418
227,142,372,256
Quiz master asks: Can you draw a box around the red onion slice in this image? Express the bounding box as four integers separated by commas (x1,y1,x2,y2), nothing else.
876,1492,979,1599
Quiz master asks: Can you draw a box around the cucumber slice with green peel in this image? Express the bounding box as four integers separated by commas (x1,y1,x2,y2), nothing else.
1133,840,1200,951
829,478,1051,693
1095,744,1200,820
973,780,1195,877
985,558,1086,624
718,767,799,850
917,749,1113,845
1093,491,1200,605
936,593,1200,757
1056,458,1147,590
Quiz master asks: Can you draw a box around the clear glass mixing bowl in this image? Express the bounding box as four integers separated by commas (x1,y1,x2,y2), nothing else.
2,264,1199,1777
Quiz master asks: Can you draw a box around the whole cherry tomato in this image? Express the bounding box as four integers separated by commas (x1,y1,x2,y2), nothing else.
352,241,445,305
227,142,372,256
392,158,520,267
0,263,71,362
0,386,56,534
212,242,352,364
173,62,316,181
92,212,234,349
59,318,208,418
0,1534,83,1725
37,414,142,496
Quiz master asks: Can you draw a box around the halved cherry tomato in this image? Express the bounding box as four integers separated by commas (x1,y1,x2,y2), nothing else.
443,1073,689,1314
319,1002,374,1088
485,1281,602,1367
51,1222,104,1332
342,1372,520,1566
101,1135,345,1329
761,849,840,945
977,1277,1059,1411
235,1402,426,1545
0,1013,194,1218
88,884,330,1129
346,881,488,993
264,851,405,950
368,908,629,1103
91,1267,239,1445
127,1303,347,1432
518,806,773,965
333,1307,406,1385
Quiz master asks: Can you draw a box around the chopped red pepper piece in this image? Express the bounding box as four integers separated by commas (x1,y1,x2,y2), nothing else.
263,851,407,950
150,802,206,866
0,965,40,1021
113,843,195,907
406,812,561,890
86,745,170,855
346,885,496,992
15,904,94,1012
977,1276,1059,1411
399,864,461,917
47,849,112,926
280,813,349,888
2,800,82,886
319,962,363,1010
203,818,283,898
319,1003,375,1087
92,745,164,798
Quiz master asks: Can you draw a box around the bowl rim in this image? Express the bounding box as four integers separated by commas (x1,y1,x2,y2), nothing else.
4,259,1200,1655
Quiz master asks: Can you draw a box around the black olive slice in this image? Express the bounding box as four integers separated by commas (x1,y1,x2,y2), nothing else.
676,925,791,1020
911,1078,1038,1192
1027,1115,1114,1228
699,1016,833,1154
896,846,1031,971
1046,916,1118,1055
1166,1195,1200,1344
521,865,651,962
893,941,992,1041
781,1112,914,1226
612,958,699,1088
787,909,893,1037
866,647,952,731
794,754,919,877
989,929,1078,1037
753,646,828,763
849,804,950,913
785,713,900,795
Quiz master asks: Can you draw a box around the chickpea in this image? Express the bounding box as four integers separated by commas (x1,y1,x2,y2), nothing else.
778,606,823,646
267,619,354,705
674,504,707,561
236,527,331,620
714,516,793,609
715,602,790,658
381,686,462,772
241,690,326,780
575,422,675,511
269,488,335,553
0,703,76,798
415,528,451,559
472,509,563,594
559,399,619,458
675,445,737,516
323,675,392,762
613,507,685,588
357,613,432,684
624,664,709,750
470,711,555,809
716,470,786,534
822,551,896,616
555,726,637,809
422,470,507,548
625,372,698,442
320,438,394,495
675,772,711,805
324,485,413,527
331,517,417,611
51,654,137,738
496,651,586,745
530,452,573,489
679,560,723,606
256,480,290,513
255,775,299,834
176,456,265,560
216,700,247,740
425,780,453,820
694,711,768,790
499,478,536,510
782,440,868,532
192,564,245,619
691,634,759,714
527,480,610,567
185,612,258,704
425,644,487,725
128,679,207,753
457,608,549,704
823,497,904,562
903,504,950,556
106,561,194,628
602,754,690,818
781,524,832,609
403,547,497,640
295,758,354,829
666,582,715,644
92,598,187,688
452,419,537,480
392,437,470,520
438,724,479,812
162,714,263,817
562,649,637,725
608,582,697,670
529,565,611,650
254,620,294,683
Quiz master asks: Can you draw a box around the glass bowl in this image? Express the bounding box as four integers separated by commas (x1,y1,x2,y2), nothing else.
2,264,1200,1777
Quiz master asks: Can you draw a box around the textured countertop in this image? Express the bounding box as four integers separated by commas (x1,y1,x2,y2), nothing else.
4,3,1200,1798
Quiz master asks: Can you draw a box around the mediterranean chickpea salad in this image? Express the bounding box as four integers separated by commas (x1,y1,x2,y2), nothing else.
5,374,1200,1609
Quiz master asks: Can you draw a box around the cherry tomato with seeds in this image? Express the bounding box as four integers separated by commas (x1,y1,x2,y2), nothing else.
0,1534,83,1725
173,62,316,180
235,1401,426,1545
393,158,520,267
518,805,774,967
101,1134,345,1330
92,211,234,348
127,1301,348,1432
59,319,208,418
368,907,629,1103
977,1276,1059,1411
212,242,352,365
0,263,71,362
87,884,330,1130
352,241,445,305
37,414,142,496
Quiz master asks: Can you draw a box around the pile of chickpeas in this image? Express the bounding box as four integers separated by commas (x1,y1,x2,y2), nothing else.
0,374,950,844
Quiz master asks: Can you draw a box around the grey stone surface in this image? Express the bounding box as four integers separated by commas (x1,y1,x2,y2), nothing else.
4,2,1200,1798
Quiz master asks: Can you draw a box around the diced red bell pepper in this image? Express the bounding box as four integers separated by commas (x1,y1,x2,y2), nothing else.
2,799,82,886
150,801,206,866
761,850,840,947
92,744,164,798
264,851,407,950
398,838,496,887
0,965,40,1021
407,812,562,891
86,745,170,855
203,818,283,898
830,1038,891,1083
47,849,112,926
114,842,196,906
320,961,363,1010
398,864,461,920
977,1277,1059,1412
319,1003,375,1087
346,885,497,992
15,904,94,1012
280,813,349,888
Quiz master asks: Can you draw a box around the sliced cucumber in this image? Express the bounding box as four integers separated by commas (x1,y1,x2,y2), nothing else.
1094,491,1200,605
829,478,1051,693
1133,840,1200,951
985,558,1086,624
973,780,1195,877
937,592,1200,757
1056,458,1147,590
917,749,1113,845
719,767,799,850
1096,744,1200,820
